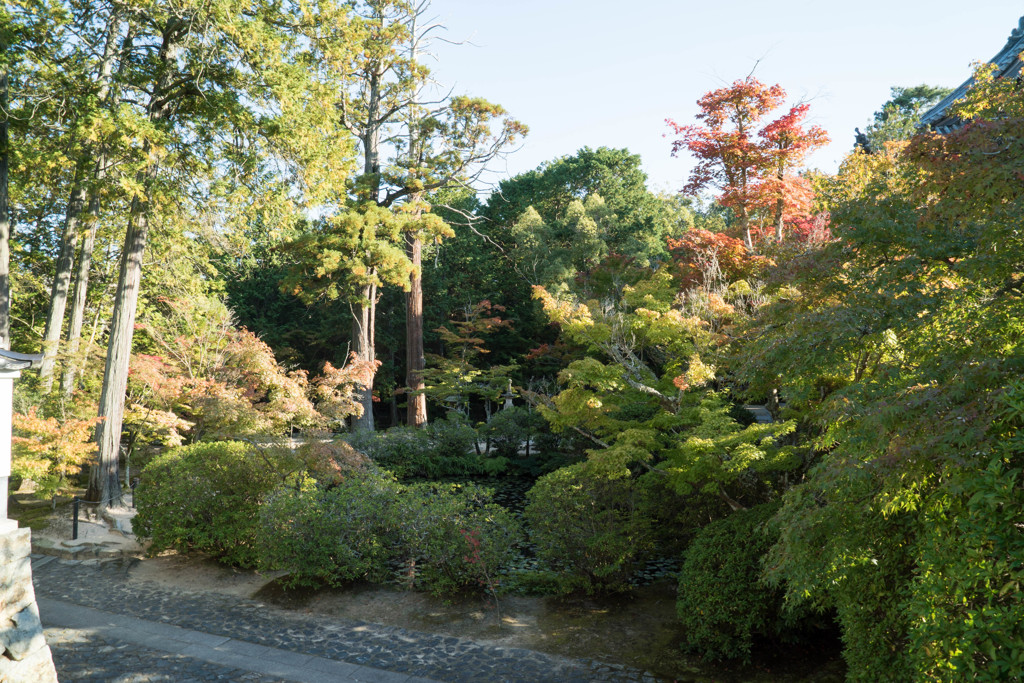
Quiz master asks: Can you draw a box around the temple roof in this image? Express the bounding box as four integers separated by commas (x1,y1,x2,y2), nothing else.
919,15,1024,133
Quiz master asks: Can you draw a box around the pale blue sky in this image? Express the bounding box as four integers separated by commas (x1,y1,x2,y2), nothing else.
426,1,1023,193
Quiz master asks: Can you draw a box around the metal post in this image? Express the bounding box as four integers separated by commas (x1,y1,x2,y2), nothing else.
72,497,79,540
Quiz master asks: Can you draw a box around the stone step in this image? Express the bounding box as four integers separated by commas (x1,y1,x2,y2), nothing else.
31,535,141,562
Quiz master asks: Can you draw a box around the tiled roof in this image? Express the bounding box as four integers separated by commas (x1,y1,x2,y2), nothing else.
919,16,1024,133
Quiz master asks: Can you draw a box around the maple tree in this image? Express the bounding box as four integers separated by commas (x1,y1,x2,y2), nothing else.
667,77,828,249
12,408,100,497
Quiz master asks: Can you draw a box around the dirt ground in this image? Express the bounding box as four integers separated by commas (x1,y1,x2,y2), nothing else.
127,553,843,682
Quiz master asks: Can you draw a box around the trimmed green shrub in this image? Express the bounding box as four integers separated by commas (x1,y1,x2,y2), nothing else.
259,471,406,588
134,441,284,567
480,406,544,458
399,482,523,595
258,474,522,595
676,501,802,663
524,460,652,593
346,415,506,478
345,426,432,478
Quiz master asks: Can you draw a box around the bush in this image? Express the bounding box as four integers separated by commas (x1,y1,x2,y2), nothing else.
258,473,523,594
480,406,544,458
676,502,804,663
134,441,286,567
346,415,507,478
345,426,432,478
523,460,652,593
259,471,406,588
399,482,523,595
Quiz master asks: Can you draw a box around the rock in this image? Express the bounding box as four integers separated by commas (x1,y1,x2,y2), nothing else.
0,556,35,617
0,528,31,565
0,641,58,683
2,604,47,661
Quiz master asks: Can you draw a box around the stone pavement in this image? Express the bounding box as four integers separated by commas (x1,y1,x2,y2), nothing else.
32,556,661,683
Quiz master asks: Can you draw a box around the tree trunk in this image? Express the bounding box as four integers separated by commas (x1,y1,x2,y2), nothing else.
90,186,151,507
774,169,785,243
350,289,376,432
405,229,427,427
0,69,10,350
60,201,99,398
89,18,179,508
38,168,87,388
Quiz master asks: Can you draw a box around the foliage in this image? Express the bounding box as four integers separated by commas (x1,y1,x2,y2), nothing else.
128,296,324,445
904,385,1024,681
677,502,803,663
134,441,300,567
345,413,504,478
259,471,406,588
484,146,685,266
524,459,653,593
11,408,99,496
399,482,523,595
421,300,516,414
744,65,1024,679
260,473,522,595
660,392,798,512
862,84,952,150
667,77,828,247
480,406,544,459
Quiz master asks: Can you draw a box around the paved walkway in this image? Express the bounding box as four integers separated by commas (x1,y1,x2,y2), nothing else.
33,556,659,683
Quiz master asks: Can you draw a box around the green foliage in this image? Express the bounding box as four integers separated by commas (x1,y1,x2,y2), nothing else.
905,387,1024,681
661,392,798,509
133,441,293,567
677,502,805,663
863,84,952,150
480,406,544,459
346,414,506,478
259,472,406,588
746,68,1024,680
260,474,522,595
484,146,686,266
524,459,652,593
399,482,523,595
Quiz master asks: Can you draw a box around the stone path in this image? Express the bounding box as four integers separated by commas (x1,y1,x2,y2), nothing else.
32,556,660,683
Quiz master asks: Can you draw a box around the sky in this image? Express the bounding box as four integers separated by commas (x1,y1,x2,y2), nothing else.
424,1,1024,194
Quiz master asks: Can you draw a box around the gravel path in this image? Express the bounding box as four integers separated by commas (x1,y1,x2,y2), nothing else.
33,556,660,682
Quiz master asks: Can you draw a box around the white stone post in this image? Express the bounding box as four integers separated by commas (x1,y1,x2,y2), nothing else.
0,369,19,534
0,360,58,682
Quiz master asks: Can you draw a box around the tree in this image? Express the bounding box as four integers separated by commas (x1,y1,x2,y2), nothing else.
89,0,356,507
758,104,829,242
734,64,1024,678
38,6,125,390
308,0,523,430
862,84,951,150
485,146,681,266
667,77,827,249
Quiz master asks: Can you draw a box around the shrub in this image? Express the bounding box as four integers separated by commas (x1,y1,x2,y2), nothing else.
676,501,805,663
399,482,523,595
345,426,431,478
480,406,544,458
258,473,522,595
134,441,286,567
259,471,406,588
523,460,652,593
346,415,506,478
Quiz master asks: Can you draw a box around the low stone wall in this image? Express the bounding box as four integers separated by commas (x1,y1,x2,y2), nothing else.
0,528,58,682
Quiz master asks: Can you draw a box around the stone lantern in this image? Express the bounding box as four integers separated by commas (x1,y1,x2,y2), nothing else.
0,349,59,683
0,349,43,533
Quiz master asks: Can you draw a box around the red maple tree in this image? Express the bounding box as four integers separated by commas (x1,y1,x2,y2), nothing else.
667,77,829,249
